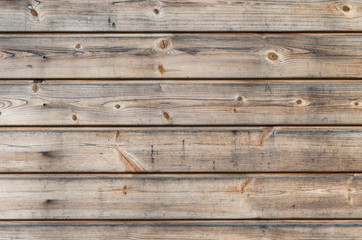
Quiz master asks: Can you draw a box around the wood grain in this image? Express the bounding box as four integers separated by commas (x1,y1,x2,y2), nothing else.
0,221,361,240
1,34,362,78
0,174,360,219
1,0,362,32
3,80,362,125
1,127,362,172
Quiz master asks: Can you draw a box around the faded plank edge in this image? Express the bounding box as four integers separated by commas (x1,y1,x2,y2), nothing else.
2,80,362,125
0,221,361,240
1,0,362,32
1,33,362,79
0,127,362,172
0,174,360,219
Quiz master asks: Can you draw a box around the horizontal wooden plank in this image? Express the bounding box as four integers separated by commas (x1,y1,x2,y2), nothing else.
1,127,362,172
0,221,361,239
2,80,362,125
1,0,362,32
1,34,362,78
0,174,360,219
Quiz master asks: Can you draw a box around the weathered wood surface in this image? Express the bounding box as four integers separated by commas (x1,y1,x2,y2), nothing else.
1,0,362,32
1,127,362,172
2,80,362,125
0,221,361,240
1,34,362,78
0,174,360,219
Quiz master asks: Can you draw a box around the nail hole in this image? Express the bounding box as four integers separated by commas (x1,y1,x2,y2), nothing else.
114,104,121,109
267,52,278,61
42,55,47,60
72,114,78,121
43,103,47,106
153,9,159,14
44,199,54,204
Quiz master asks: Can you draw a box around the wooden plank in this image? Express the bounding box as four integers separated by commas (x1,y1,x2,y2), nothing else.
1,34,362,78
1,127,362,173
0,221,361,239
1,0,362,32
0,174,360,219
2,80,362,125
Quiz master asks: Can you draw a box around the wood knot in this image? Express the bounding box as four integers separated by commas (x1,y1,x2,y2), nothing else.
153,8,159,14
158,64,166,74
163,111,171,121
353,101,360,107
294,98,310,107
0,111,2,117
72,114,78,121
32,84,39,93
267,52,278,61
75,43,81,49
237,96,243,102
338,3,353,14
30,9,38,17
158,39,170,50
28,6,38,17
342,5,351,12
114,104,121,109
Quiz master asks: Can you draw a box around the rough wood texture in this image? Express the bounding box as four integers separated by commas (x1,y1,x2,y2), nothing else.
1,34,362,78
1,0,362,32
0,174,360,219
2,80,362,125
0,221,361,240
1,127,362,172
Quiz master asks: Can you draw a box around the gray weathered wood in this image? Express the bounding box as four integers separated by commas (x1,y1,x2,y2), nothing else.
0,174,360,219
1,127,362,172
0,221,361,240
1,34,362,78
2,80,362,125
1,0,362,32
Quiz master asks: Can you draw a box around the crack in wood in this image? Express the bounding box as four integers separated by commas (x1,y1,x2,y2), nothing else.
257,127,275,147
240,178,254,194
114,146,146,172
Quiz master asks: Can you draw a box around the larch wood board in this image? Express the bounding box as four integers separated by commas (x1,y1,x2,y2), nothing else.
1,127,362,172
1,34,362,78
1,0,361,235
0,221,361,240
1,0,362,32
0,174,360,219
2,80,362,125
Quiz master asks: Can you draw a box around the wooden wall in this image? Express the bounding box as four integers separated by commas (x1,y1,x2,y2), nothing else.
0,0,361,239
